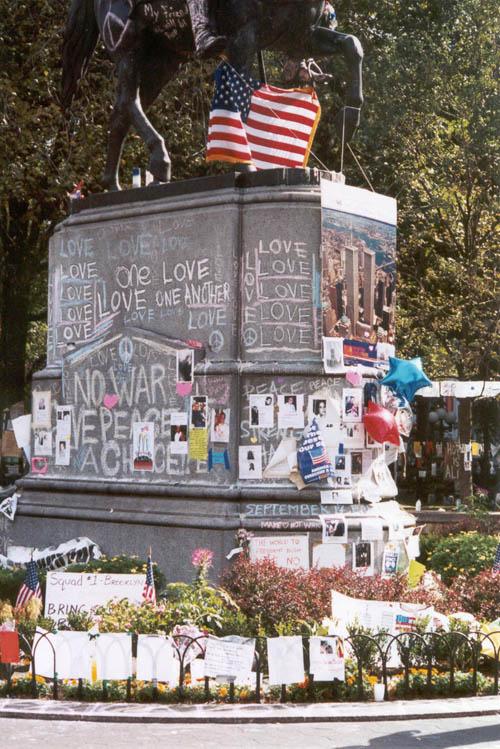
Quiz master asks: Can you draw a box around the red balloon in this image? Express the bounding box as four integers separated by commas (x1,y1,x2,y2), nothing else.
363,401,400,446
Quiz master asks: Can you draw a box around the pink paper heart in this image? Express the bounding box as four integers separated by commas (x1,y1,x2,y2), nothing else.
103,393,119,410
346,371,362,387
176,382,193,397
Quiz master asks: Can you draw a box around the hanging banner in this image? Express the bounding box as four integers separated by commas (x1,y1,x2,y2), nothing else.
320,180,397,369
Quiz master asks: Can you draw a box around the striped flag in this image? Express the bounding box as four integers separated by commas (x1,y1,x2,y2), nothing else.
493,542,500,574
142,554,156,604
206,62,321,169
15,560,42,608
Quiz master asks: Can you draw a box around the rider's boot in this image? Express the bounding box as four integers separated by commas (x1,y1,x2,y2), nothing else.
186,0,227,59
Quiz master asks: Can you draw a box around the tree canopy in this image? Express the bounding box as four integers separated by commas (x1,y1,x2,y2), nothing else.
0,0,498,413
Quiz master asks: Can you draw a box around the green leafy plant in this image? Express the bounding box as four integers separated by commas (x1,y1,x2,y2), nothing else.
425,532,499,584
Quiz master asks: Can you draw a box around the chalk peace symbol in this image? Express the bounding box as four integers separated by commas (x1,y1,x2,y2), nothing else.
118,336,134,364
209,330,224,352
243,327,258,347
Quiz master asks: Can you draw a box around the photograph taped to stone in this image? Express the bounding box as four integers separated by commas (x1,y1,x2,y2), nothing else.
321,514,348,544
32,390,51,427
351,450,363,475
342,388,363,423
277,394,304,429
210,407,230,443
249,394,274,428
55,405,72,466
239,445,262,479
132,421,154,471
382,543,400,577
190,396,207,429
352,541,374,575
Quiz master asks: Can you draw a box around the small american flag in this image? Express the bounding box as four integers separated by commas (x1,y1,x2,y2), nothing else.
142,554,156,604
311,446,329,466
15,560,42,608
493,542,500,574
206,62,321,169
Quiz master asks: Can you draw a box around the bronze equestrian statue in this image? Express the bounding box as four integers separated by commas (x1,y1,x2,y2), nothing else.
62,0,363,191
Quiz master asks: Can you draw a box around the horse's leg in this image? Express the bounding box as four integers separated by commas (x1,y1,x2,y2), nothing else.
102,60,133,191
114,51,172,184
311,28,363,143
138,56,181,183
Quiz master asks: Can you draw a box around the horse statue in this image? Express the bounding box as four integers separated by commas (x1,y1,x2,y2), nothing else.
62,0,363,190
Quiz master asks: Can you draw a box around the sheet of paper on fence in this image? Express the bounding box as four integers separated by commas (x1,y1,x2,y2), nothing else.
361,518,384,541
331,591,434,636
204,635,255,679
33,629,91,680
45,572,146,626
309,636,345,681
249,535,309,570
95,633,132,680
136,635,179,683
312,543,346,569
267,636,305,685
190,658,206,683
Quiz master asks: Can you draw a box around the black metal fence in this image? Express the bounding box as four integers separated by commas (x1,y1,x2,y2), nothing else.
1,629,499,703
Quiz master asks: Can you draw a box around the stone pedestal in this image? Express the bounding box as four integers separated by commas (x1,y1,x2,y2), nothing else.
14,169,410,579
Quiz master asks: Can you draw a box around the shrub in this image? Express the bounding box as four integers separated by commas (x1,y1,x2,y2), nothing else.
449,570,500,622
425,532,499,584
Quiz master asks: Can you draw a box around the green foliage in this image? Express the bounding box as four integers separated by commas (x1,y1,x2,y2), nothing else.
0,567,28,605
426,531,499,584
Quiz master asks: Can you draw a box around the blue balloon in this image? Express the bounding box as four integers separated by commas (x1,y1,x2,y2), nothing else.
380,357,432,402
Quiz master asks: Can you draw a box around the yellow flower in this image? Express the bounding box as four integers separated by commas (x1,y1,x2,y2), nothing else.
218,687,228,698
35,675,46,684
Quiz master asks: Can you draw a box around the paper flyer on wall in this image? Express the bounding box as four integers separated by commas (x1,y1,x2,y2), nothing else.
55,406,72,466
33,429,52,457
170,412,188,454
210,408,230,442
189,428,208,461
320,180,397,370
352,541,374,575
132,421,154,471
249,394,274,428
309,636,345,681
321,515,348,544
239,445,262,479
312,543,346,569
297,418,334,484
277,395,304,429
32,390,51,428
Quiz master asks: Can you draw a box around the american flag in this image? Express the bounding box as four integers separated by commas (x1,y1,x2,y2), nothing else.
206,62,321,169
311,446,329,466
15,560,42,608
493,542,500,574
142,554,156,604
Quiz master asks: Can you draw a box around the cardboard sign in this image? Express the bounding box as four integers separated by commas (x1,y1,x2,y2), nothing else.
44,572,146,626
249,535,309,570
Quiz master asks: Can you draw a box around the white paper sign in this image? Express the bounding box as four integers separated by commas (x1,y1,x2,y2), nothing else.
32,391,51,428
136,635,180,683
239,445,262,479
249,535,309,570
361,518,384,541
267,636,304,685
95,633,133,680
44,572,146,626
33,629,92,680
312,543,346,569
12,414,32,461
203,635,255,679
309,636,345,681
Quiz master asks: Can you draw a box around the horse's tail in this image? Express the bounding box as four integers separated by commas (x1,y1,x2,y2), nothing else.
61,0,99,111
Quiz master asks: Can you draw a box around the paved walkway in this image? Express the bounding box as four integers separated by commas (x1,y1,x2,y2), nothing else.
0,695,498,723
3,715,500,749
